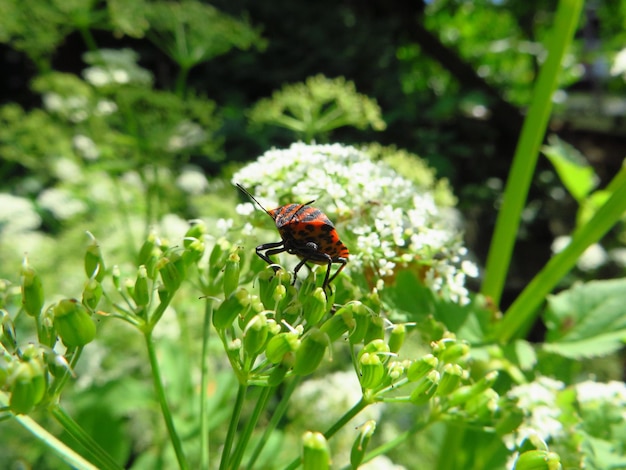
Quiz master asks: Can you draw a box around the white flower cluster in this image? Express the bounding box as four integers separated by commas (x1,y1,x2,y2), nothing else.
232,143,476,304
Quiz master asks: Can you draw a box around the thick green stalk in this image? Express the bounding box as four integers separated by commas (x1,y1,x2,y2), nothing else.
481,0,584,306
50,405,123,470
283,397,369,470
200,300,213,469
0,394,100,470
219,384,247,470
229,385,276,470
145,332,189,470
495,175,626,343
246,377,300,469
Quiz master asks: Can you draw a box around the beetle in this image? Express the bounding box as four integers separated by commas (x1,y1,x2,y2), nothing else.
236,183,349,291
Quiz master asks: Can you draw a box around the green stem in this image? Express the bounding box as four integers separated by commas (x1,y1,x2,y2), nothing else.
246,377,300,469
219,384,247,470
356,417,430,467
229,386,276,470
495,175,626,343
175,65,192,98
50,405,123,470
0,393,99,470
200,300,213,469
481,0,584,306
48,346,82,398
145,332,189,470
283,396,370,470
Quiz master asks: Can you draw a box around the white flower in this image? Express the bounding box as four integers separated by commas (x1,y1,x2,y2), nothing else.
73,135,100,161
0,193,41,233
176,166,208,195
37,188,87,220
577,243,608,271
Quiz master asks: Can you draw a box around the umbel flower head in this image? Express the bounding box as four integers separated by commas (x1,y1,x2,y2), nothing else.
232,143,476,304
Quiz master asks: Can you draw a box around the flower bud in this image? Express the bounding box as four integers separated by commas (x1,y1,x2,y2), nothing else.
133,265,150,307
360,339,390,357
82,278,103,311
243,313,269,355
513,450,561,470
359,353,385,389
10,360,46,414
364,315,385,344
21,259,44,317
213,288,250,330
320,303,356,342
223,251,240,298
38,306,57,348
293,328,328,376
303,287,327,326
53,299,97,348
265,332,300,364
436,363,464,396
388,324,406,354
407,354,438,382
302,431,330,470
409,370,440,406
350,420,376,469
387,361,405,381
84,234,105,281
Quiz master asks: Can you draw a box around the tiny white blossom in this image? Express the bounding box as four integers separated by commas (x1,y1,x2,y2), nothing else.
37,188,87,220
73,134,100,161
0,193,41,233
577,243,608,271
176,166,208,195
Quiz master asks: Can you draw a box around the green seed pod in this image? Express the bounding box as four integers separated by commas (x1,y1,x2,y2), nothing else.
20,259,44,317
53,299,97,348
320,303,356,342
360,339,390,357
0,309,17,354
359,352,385,389
82,278,103,311
137,231,158,267
447,371,498,407
184,222,207,247
513,450,562,470
267,362,290,386
350,420,376,469
258,268,278,309
439,341,470,364
409,370,440,406
38,306,57,348
407,354,438,382
243,313,269,355
303,287,327,326
84,234,105,282
265,332,301,364
182,237,205,265
349,302,370,345
9,360,46,415
388,324,406,354
133,265,150,307
158,254,184,293
302,431,330,470
0,352,12,388
464,388,499,420
436,363,464,396
364,314,385,344
111,265,122,290
213,288,250,330
293,328,328,376
223,251,240,298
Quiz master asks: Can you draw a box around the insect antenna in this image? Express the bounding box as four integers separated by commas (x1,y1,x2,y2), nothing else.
235,183,274,218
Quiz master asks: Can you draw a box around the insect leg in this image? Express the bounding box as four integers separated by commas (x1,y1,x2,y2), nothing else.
256,241,286,271
326,257,348,288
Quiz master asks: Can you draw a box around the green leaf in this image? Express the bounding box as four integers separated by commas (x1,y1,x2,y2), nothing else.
577,190,611,227
542,279,626,358
542,135,598,202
